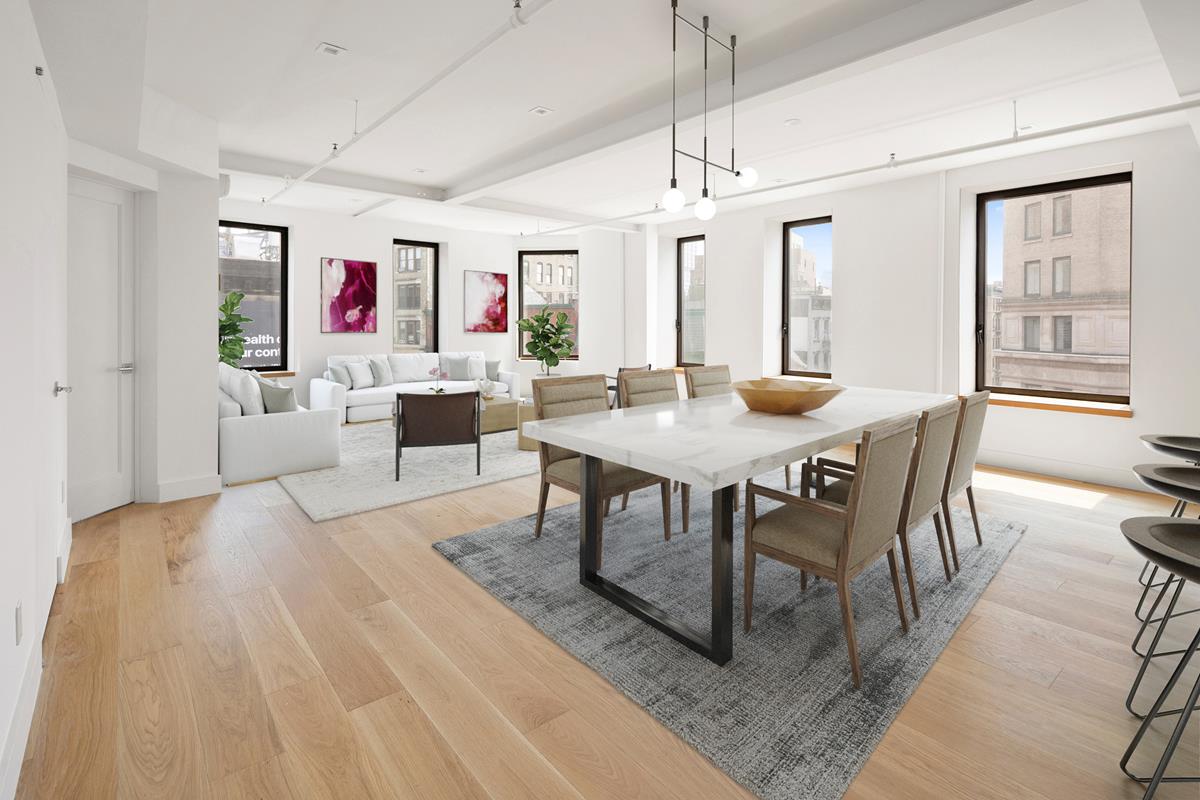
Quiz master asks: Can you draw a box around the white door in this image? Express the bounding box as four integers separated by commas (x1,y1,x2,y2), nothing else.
68,177,135,520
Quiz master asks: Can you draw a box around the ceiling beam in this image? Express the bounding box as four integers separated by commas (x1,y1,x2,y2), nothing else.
1138,0,1200,147
219,152,446,201
462,198,640,233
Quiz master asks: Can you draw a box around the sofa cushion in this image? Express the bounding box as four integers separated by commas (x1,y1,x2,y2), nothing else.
217,388,242,419
389,352,440,383
486,359,501,382
443,354,472,380
256,376,299,413
218,362,265,416
346,380,505,407
367,355,394,387
328,364,352,387
347,362,374,389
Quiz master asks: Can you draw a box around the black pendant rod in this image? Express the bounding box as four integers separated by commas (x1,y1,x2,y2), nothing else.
670,0,677,190
702,14,708,196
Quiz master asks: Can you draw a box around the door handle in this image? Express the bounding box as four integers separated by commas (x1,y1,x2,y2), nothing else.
53,382,72,396
118,363,135,373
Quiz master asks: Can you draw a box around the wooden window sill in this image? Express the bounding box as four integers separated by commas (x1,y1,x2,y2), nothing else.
988,396,1132,418
258,371,296,378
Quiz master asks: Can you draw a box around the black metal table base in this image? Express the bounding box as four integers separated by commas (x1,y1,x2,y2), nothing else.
579,454,734,666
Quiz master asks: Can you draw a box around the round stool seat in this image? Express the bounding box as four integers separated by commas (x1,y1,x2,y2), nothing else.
1133,464,1200,506
1141,434,1200,463
1121,517,1200,584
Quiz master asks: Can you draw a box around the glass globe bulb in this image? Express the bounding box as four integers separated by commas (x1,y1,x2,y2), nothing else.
661,186,686,213
736,166,759,188
695,194,716,221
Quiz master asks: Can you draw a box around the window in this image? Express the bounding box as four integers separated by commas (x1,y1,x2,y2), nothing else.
1024,260,1041,297
217,220,288,371
1053,316,1072,353
1053,256,1071,296
392,239,438,353
976,171,1132,403
1053,194,1072,236
1023,316,1041,351
782,216,834,377
1023,202,1042,240
518,250,579,359
676,235,705,366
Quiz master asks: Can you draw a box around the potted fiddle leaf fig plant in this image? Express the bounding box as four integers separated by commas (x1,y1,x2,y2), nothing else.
218,291,252,367
517,306,575,375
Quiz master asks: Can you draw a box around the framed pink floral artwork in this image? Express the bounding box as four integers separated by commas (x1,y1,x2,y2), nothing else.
321,258,377,333
463,270,508,333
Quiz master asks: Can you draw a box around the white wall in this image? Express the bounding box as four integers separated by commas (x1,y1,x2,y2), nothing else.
657,126,1200,489
218,201,633,404
0,0,69,793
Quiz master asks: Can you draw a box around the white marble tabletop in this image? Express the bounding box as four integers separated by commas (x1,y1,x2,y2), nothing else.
521,386,955,492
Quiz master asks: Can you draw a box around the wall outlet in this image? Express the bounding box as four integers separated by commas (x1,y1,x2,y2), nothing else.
15,601,22,646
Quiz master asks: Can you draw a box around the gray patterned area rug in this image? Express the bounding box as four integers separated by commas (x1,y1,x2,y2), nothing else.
277,423,539,521
434,474,1024,800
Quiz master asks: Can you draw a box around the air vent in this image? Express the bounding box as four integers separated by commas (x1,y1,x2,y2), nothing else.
528,106,554,117
315,42,348,57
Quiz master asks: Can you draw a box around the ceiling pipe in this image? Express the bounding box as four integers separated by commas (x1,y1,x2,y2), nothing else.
265,0,555,204
537,95,1200,235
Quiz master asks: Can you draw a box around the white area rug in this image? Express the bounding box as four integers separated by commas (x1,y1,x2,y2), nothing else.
277,422,540,522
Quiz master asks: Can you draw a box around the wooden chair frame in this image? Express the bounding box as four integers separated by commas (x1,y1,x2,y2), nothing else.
941,391,990,566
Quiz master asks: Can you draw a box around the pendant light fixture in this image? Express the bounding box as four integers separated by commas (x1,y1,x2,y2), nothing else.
662,0,756,221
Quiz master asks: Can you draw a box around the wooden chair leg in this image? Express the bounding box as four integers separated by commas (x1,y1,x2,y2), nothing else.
681,485,690,533
621,492,630,511
784,463,792,490
837,579,862,689
887,549,909,633
800,570,808,592
534,481,550,538
897,529,920,619
931,511,952,582
659,482,671,541
966,485,983,545
604,497,612,517
744,543,756,632
734,484,740,511
941,499,961,571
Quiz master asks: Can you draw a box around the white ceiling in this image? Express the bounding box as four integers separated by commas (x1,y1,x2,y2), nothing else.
33,0,1191,233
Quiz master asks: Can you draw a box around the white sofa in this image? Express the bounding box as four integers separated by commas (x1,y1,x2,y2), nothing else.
218,364,341,485
310,352,519,423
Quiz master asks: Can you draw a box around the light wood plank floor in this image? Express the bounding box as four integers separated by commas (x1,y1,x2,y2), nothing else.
16,457,1200,799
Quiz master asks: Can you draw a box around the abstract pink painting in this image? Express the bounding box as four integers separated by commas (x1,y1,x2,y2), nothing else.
463,270,508,333
321,258,377,333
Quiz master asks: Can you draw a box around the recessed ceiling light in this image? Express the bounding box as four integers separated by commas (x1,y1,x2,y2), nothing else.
412,168,427,174
773,178,787,184
783,118,802,127
528,106,554,117
315,41,347,56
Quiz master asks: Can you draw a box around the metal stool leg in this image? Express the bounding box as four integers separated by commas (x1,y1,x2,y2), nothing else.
1120,624,1200,798
1127,577,1184,717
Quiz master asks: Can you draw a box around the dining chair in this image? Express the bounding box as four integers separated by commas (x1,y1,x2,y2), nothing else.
941,390,990,568
807,399,961,618
745,414,918,688
617,369,689,531
609,363,651,409
532,374,672,569
681,364,792,497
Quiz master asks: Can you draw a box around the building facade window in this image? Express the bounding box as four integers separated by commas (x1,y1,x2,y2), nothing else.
518,250,579,359
676,235,706,366
782,216,834,377
217,220,288,371
393,239,438,353
1053,256,1072,296
1024,260,1041,297
1053,194,1072,236
976,171,1132,403
1024,202,1042,240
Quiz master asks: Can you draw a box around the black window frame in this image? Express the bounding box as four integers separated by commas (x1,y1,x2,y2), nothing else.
392,238,440,354
218,219,289,373
676,234,706,367
975,171,1133,404
781,215,834,379
517,249,580,361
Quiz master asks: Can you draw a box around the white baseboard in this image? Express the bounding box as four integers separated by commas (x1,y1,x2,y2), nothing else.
57,517,72,583
977,448,1140,492
153,474,222,504
0,636,44,800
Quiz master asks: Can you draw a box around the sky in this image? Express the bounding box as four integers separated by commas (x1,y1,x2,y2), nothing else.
985,200,1004,282
790,221,833,287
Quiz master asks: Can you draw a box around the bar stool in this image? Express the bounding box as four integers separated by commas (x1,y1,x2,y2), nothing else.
1136,436,1200,603
1119,516,1200,799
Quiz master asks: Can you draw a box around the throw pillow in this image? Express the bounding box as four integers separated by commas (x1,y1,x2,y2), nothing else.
368,355,394,387
329,364,352,387
444,354,472,381
467,356,486,380
255,376,299,413
228,366,265,416
485,359,501,382
346,361,375,389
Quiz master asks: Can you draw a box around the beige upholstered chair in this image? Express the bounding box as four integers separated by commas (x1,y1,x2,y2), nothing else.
616,369,689,531
609,364,650,409
745,415,918,688
532,375,672,568
682,365,793,496
808,399,961,618
941,390,990,563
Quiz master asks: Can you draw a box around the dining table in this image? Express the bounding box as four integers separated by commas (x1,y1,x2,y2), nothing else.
521,384,956,666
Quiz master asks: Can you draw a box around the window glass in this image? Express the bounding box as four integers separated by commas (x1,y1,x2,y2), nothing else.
217,221,287,370
783,217,834,376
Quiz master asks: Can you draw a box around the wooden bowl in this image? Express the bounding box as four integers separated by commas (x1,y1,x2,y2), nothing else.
733,379,844,415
